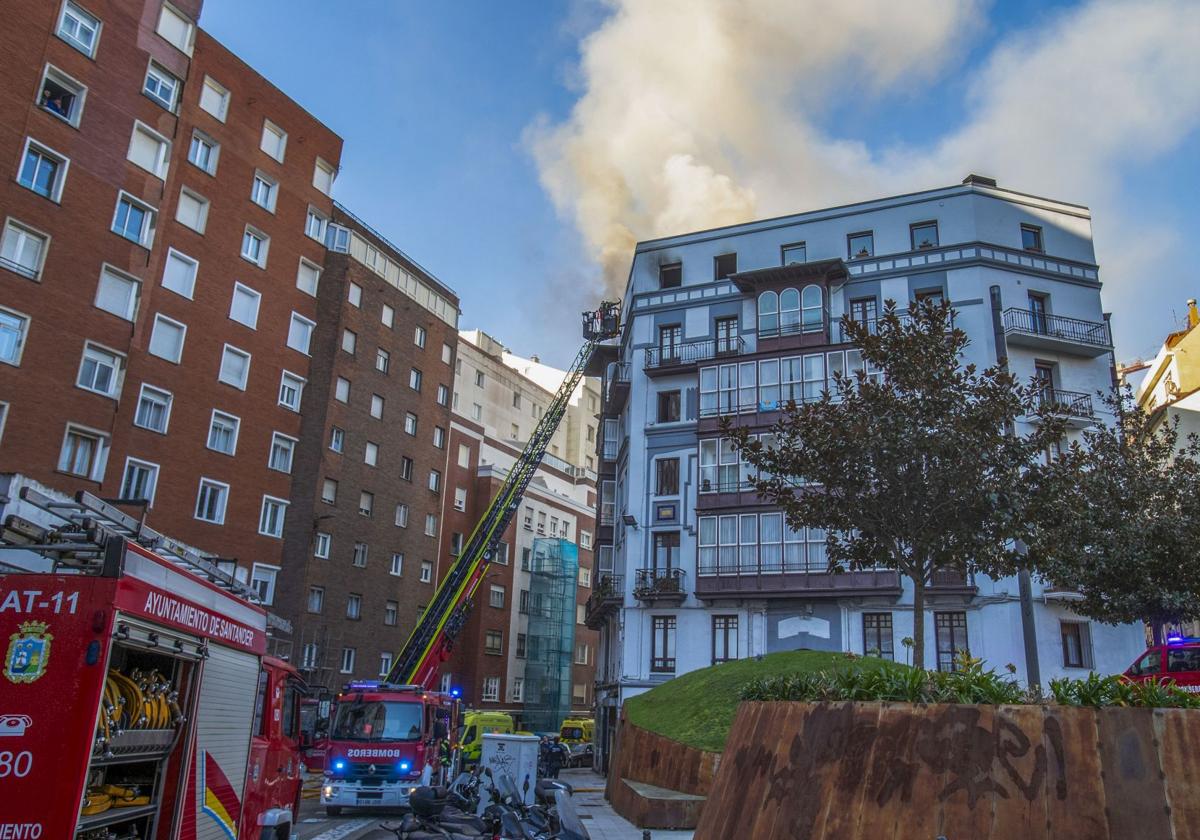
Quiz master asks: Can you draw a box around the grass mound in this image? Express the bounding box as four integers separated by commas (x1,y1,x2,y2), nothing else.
623,650,894,752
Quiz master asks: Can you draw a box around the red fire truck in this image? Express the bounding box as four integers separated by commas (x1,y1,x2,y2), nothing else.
318,682,459,815
0,481,304,840
315,302,622,815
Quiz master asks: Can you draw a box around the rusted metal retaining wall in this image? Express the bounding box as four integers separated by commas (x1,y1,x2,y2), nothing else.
695,701,1200,840
606,709,722,827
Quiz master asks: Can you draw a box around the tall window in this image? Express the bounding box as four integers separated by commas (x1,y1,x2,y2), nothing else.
482,676,500,701
1021,224,1043,252
59,426,107,480
712,615,738,664
848,231,874,259
659,263,681,288
910,221,939,250
268,433,295,473
77,343,123,397
19,141,66,201
112,194,154,246
935,611,969,672
655,458,680,496
781,243,806,264
1,220,48,281
758,291,778,335
120,459,158,505
848,297,877,328
188,130,219,175
195,479,229,524
279,372,305,411
715,316,738,354
863,613,894,659
656,390,680,423
1060,621,1093,668
658,324,681,362
134,385,172,433
801,285,823,333
714,253,737,280
651,616,676,673
199,76,229,121
1028,293,1048,334
207,411,239,455
779,289,800,334
652,532,680,570
485,631,503,655
143,62,179,110
58,2,101,56
258,496,288,538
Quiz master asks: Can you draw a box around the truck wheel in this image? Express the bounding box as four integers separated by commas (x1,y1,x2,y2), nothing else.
326,806,343,817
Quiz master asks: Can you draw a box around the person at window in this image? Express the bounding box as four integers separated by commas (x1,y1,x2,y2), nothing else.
40,89,66,116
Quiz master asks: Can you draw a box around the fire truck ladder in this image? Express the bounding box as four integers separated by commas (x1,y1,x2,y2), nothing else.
0,486,292,633
387,302,621,689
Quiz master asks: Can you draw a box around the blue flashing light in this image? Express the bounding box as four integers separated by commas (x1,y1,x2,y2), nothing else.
450,687,461,698
399,761,411,772
1168,635,1185,643
332,759,347,773
347,680,382,690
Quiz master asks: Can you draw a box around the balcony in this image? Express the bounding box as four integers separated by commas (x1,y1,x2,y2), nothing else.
605,362,632,412
928,569,978,595
633,567,687,603
1002,308,1112,357
1035,388,1096,427
644,337,744,377
585,573,623,629
695,564,901,600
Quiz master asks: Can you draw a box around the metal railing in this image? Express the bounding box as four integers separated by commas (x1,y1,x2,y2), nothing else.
605,361,631,388
633,567,687,599
1002,308,1111,348
0,255,37,280
594,573,623,599
1037,388,1094,418
645,336,744,369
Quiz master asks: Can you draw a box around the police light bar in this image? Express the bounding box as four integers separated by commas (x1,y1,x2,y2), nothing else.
342,681,425,692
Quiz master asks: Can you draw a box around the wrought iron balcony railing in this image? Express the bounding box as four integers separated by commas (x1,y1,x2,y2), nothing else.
1037,388,1094,418
633,567,686,600
1003,308,1111,349
645,337,744,369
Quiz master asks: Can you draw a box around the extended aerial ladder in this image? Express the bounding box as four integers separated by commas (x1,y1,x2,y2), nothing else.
386,301,622,689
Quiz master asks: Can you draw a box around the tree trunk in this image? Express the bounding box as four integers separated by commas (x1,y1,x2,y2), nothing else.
912,573,926,671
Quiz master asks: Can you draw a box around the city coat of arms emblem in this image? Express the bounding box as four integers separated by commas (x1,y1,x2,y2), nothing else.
5,621,52,684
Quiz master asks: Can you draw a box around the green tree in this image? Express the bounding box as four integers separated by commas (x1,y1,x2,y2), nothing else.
728,301,1065,670
1025,391,1200,641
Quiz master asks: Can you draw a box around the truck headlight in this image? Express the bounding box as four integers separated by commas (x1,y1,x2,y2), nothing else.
322,785,334,798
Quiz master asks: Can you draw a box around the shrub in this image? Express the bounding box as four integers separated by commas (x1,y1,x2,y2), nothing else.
741,652,1200,709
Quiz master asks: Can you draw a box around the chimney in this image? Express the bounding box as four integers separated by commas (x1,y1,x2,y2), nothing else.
962,174,998,188
1188,299,1198,328
531,354,540,364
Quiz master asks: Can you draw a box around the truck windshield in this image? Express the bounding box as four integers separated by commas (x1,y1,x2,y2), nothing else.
331,700,422,741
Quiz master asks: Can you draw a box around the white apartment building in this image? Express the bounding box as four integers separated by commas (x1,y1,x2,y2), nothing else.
585,175,1146,763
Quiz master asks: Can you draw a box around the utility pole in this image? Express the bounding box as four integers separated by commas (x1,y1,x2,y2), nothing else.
989,285,1042,688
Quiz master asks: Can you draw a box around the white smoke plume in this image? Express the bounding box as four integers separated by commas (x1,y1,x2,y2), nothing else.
531,0,1200,349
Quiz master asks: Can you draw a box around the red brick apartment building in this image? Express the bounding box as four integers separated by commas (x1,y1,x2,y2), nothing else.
437,332,598,725
277,205,459,687
0,0,461,682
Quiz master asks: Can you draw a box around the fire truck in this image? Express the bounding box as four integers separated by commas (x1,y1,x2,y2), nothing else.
0,478,304,840
317,302,622,815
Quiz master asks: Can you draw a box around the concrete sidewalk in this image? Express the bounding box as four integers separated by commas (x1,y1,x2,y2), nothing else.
559,769,695,840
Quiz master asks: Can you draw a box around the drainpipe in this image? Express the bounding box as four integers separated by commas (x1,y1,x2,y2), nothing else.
990,285,1042,688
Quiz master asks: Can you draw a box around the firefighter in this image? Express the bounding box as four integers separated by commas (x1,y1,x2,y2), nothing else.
434,709,453,783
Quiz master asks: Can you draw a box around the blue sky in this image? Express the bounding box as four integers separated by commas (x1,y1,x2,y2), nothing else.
202,0,1199,368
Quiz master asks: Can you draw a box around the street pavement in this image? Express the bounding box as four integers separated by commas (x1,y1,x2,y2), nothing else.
291,768,694,840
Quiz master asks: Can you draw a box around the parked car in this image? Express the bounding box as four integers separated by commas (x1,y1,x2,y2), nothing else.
1123,638,1200,691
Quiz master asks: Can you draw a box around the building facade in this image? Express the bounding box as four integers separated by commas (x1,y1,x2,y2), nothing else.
586,176,1146,764
274,204,460,686
438,329,599,726
0,0,341,579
